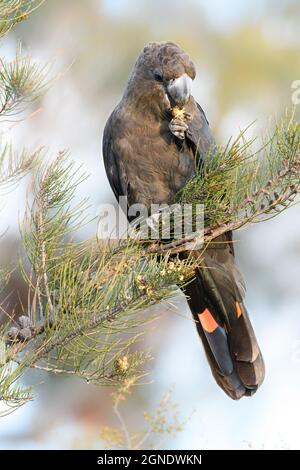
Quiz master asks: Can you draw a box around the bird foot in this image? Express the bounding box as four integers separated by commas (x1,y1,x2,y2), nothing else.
169,118,189,141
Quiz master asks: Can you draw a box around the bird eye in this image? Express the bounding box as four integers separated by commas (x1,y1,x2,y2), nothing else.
154,72,163,82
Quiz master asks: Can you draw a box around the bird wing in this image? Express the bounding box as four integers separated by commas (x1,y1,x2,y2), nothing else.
102,109,126,201
180,102,264,399
186,101,217,161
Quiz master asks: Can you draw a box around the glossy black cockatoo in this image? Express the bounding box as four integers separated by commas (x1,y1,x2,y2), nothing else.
102,41,265,399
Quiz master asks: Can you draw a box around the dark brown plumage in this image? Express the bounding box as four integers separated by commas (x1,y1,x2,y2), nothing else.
102,41,265,399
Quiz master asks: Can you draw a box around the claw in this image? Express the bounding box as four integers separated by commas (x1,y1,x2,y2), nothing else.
183,112,192,121
173,131,185,140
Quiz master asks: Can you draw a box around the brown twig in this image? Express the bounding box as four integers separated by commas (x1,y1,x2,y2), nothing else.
146,179,300,255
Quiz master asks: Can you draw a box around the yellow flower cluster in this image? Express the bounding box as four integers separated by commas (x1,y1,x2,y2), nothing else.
115,356,129,373
160,259,185,281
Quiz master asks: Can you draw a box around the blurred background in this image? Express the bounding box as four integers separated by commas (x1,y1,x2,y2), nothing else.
0,0,300,449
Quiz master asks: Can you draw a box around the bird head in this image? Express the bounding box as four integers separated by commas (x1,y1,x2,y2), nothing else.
125,41,196,113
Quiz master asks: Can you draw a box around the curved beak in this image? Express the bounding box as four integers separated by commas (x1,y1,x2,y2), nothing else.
167,73,193,107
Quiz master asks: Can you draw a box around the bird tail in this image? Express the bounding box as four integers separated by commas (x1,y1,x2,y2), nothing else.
183,239,265,400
